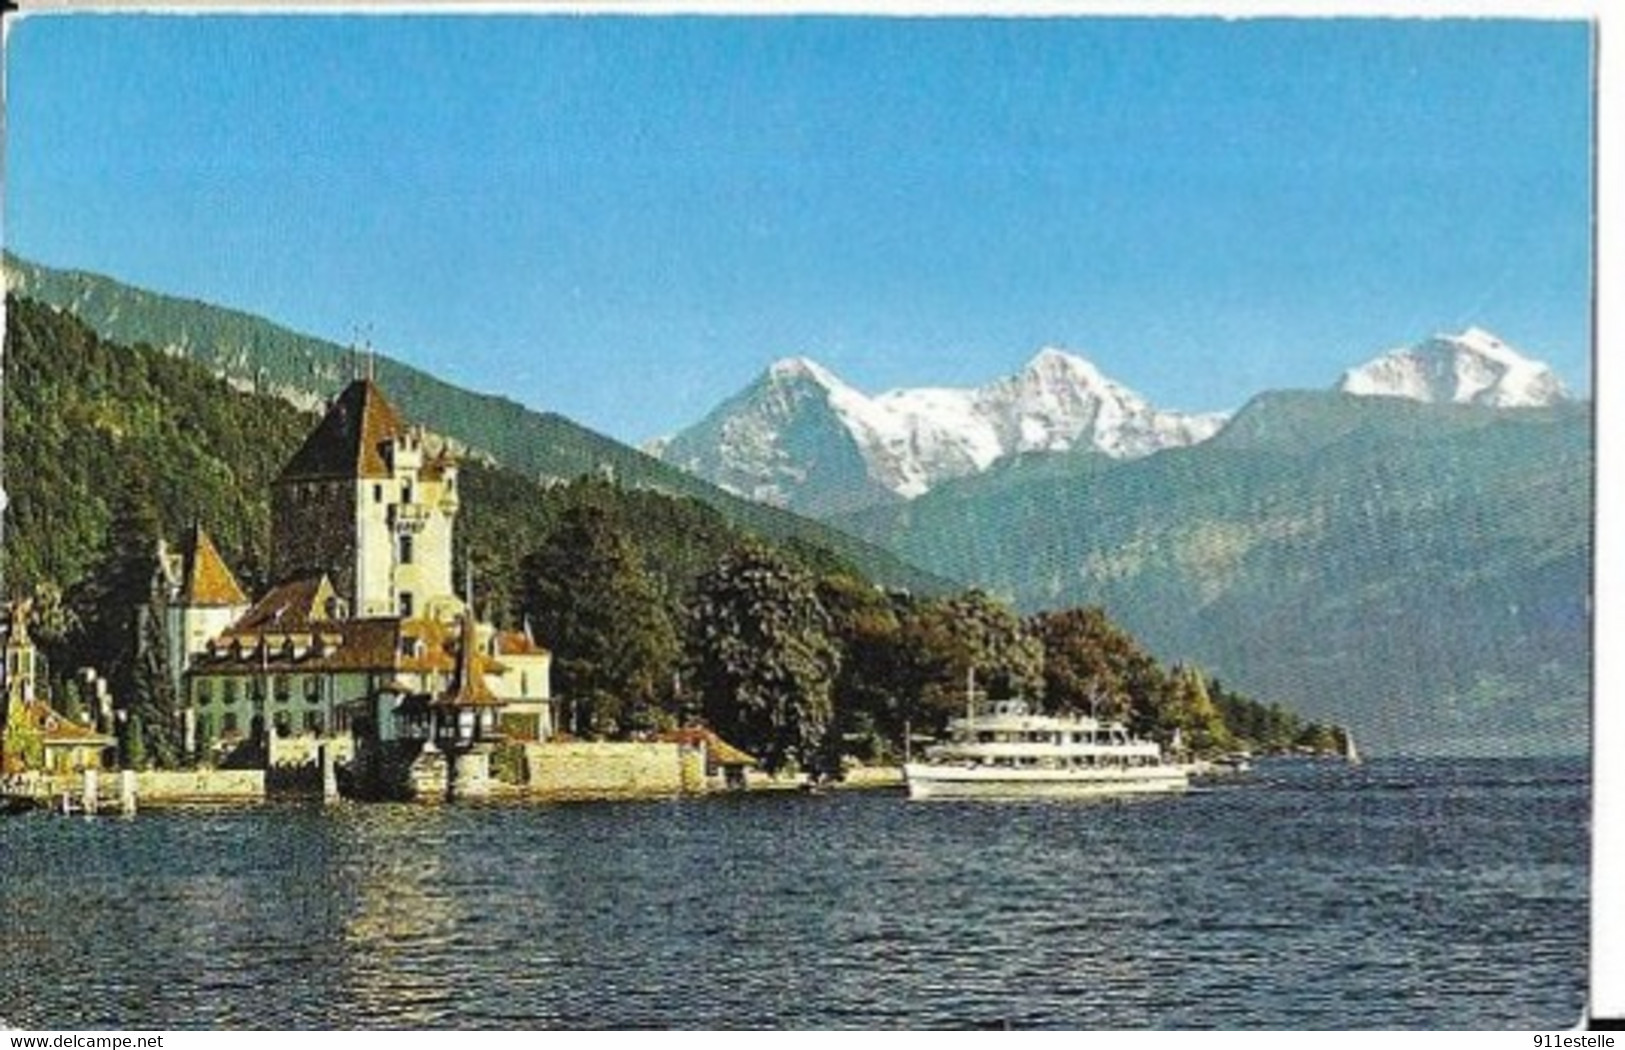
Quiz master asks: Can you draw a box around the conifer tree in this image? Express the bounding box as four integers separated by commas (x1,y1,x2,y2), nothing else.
521,503,680,737
74,471,183,768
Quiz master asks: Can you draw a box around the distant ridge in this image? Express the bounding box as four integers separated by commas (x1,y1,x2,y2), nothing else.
3,253,950,596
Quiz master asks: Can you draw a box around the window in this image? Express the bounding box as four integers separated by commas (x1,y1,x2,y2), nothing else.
399,592,415,619
304,711,325,735
274,675,290,703
196,713,213,742
374,483,384,504
223,712,239,734
399,533,414,565
305,677,322,703
224,679,240,705
402,482,413,505
195,679,214,706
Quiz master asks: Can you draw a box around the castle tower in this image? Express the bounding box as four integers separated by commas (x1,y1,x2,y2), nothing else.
271,379,460,620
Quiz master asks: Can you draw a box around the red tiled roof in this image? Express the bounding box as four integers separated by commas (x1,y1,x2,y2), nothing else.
230,575,339,633
181,525,249,608
277,379,407,482
192,609,515,681
494,629,549,657
419,453,456,481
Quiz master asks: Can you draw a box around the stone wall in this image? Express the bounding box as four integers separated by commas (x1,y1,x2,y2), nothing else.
271,477,357,602
268,732,353,768
12,769,266,806
134,769,265,802
521,742,705,798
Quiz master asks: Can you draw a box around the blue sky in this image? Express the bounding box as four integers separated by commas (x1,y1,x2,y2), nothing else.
4,14,1594,443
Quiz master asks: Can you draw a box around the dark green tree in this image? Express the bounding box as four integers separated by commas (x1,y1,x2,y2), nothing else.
1294,722,1341,754
1029,606,1168,722
817,575,910,761
521,503,680,737
1209,676,1302,753
123,712,148,771
72,472,183,768
895,590,1044,731
686,543,841,776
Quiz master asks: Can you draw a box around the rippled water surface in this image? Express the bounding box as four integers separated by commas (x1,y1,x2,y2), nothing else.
0,758,1587,1029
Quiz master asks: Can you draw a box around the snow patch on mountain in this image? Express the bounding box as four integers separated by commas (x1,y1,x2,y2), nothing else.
1336,328,1569,408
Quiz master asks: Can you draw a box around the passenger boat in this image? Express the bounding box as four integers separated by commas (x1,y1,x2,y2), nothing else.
903,696,1190,800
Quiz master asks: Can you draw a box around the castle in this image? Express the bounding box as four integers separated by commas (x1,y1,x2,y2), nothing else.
170,378,554,758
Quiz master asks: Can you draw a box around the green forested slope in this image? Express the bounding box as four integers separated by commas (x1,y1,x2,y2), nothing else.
836,392,1591,755
4,255,947,596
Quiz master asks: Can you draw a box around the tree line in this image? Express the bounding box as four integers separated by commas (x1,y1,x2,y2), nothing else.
520,487,1344,777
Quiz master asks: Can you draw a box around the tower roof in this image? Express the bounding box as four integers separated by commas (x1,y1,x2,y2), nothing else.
278,379,408,482
434,611,504,708
181,525,249,608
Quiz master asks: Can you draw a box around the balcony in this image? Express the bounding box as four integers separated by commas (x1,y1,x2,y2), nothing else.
388,502,432,533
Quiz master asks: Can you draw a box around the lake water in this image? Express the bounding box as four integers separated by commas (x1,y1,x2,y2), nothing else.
0,758,1588,1030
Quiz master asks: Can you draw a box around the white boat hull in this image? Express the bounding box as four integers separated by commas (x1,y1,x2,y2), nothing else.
903,762,1190,800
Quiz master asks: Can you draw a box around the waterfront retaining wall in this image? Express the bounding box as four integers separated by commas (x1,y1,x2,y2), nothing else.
521,742,704,798
268,733,353,768
9,769,265,806
134,770,265,802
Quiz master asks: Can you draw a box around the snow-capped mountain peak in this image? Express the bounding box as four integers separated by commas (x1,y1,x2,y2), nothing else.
767,355,842,387
1336,328,1569,408
653,347,1228,515
1022,346,1109,385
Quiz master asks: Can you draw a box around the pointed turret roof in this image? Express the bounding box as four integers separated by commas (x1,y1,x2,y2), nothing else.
434,611,504,708
181,524,249,608
278,379,408,482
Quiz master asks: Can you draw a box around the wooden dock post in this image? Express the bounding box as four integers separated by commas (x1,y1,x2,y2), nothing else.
320,742,339,802
81,768,99,816
119,770,137,815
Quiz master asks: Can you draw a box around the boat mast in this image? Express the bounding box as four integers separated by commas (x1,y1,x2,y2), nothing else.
966,665,976,722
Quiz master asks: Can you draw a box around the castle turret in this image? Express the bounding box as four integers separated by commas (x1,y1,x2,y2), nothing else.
164,523,251,700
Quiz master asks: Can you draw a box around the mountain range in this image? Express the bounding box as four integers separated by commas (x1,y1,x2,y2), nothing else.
651,324,1585,755
651,329,1570,517
3,254,1590,756
1337,327,1571,407
829,387,1589,756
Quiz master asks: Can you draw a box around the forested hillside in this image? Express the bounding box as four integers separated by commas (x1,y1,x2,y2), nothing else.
4,295,1330,767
